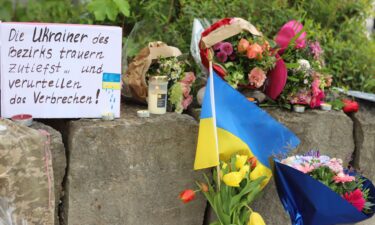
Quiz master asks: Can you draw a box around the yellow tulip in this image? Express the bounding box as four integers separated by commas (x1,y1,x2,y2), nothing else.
248,212,266,225
240,165,250,178
223,172,243,187
235,155,248,170
250,164,272,189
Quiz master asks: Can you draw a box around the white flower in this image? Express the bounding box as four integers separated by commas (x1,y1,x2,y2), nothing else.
297,59,311,71
304,79,309,84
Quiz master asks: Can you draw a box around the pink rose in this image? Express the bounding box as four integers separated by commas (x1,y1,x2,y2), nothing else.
181,72,196,85
275,20,307,54
310,79,325,108
248,67,266,88
181,83,191,98
182,95,193,109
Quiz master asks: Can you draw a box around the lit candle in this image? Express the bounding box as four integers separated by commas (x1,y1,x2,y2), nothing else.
102,112,115,120
0,125,7,135
320,103,332,111
293,105,305,113
137,110,150,118
148,76,168,114
11,114,33,126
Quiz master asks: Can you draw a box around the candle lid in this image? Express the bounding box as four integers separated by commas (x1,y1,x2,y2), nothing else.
149,76,168,82
11,114,33,120
11,114,33,126
0,125,7,134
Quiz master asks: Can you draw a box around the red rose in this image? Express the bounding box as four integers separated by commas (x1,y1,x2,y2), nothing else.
342,99,359,113
179,189,196,203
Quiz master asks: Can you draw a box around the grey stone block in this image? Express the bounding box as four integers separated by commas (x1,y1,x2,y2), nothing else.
31,121,66,225
265,108,355,162
352,100,375,225
0,119,55,225
64,104,206,225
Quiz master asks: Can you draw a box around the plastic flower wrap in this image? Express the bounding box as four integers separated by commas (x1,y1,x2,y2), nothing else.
272,151,375,225
275,20,332,109
147,56,195,113
200,17,288,100
180,154,267,225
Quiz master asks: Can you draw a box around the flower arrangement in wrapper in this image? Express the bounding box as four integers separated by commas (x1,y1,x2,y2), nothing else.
200,18,288,100
275,20,333,109
147,56,196,113
179,154,267,225
272,150,375,225
123,42,196,113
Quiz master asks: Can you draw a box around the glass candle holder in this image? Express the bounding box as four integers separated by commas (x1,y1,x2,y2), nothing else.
148,76,168,114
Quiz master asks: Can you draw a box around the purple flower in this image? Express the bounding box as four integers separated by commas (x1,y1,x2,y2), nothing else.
216,51,228,63
229,53,236,61
213,42,223,51
304,150,320,157
220,42,233,55
310,41,323,59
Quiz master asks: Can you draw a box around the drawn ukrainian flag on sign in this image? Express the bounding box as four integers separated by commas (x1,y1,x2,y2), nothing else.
194,72,300,184
102,73,121,90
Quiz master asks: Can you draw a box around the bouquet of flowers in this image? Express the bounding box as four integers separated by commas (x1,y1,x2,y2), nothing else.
275,20,333,109
179,154,268,225
200,18,288,101
123,42,196,113
273,150,375,225
147,56,196,113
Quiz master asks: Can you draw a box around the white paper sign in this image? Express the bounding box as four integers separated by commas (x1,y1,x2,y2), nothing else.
0,22,122,118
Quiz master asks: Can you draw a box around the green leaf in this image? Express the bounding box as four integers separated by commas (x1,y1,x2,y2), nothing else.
87,0,106,21
209,221,221,225
0,0,13,21
287,76,300,82
113,0,130,17
87,0,119,21
105,2,119,21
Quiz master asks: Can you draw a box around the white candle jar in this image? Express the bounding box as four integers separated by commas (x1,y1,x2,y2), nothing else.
148,76,168,114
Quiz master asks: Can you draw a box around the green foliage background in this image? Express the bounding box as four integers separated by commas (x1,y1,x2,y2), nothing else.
0,0,374,93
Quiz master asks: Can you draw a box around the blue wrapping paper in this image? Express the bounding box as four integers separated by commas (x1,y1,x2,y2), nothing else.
272,160,375,225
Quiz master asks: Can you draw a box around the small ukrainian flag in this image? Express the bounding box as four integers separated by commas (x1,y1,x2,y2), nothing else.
102,73,121,90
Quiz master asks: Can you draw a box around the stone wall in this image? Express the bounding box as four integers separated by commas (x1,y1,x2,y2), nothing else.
1,100,374,225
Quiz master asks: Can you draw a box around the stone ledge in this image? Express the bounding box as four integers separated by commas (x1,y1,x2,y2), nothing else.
64,104,206,225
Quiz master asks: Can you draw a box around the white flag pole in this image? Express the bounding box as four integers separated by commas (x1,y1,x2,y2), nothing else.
208,59,221,190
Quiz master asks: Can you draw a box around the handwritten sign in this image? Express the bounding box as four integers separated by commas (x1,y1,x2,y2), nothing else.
0,23,122,118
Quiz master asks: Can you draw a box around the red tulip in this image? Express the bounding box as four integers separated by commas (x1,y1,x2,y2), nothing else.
248,156,257,170
179,189,196,203
342,99,359,113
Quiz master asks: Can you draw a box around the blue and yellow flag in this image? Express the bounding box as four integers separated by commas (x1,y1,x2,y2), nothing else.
194,72,300,183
